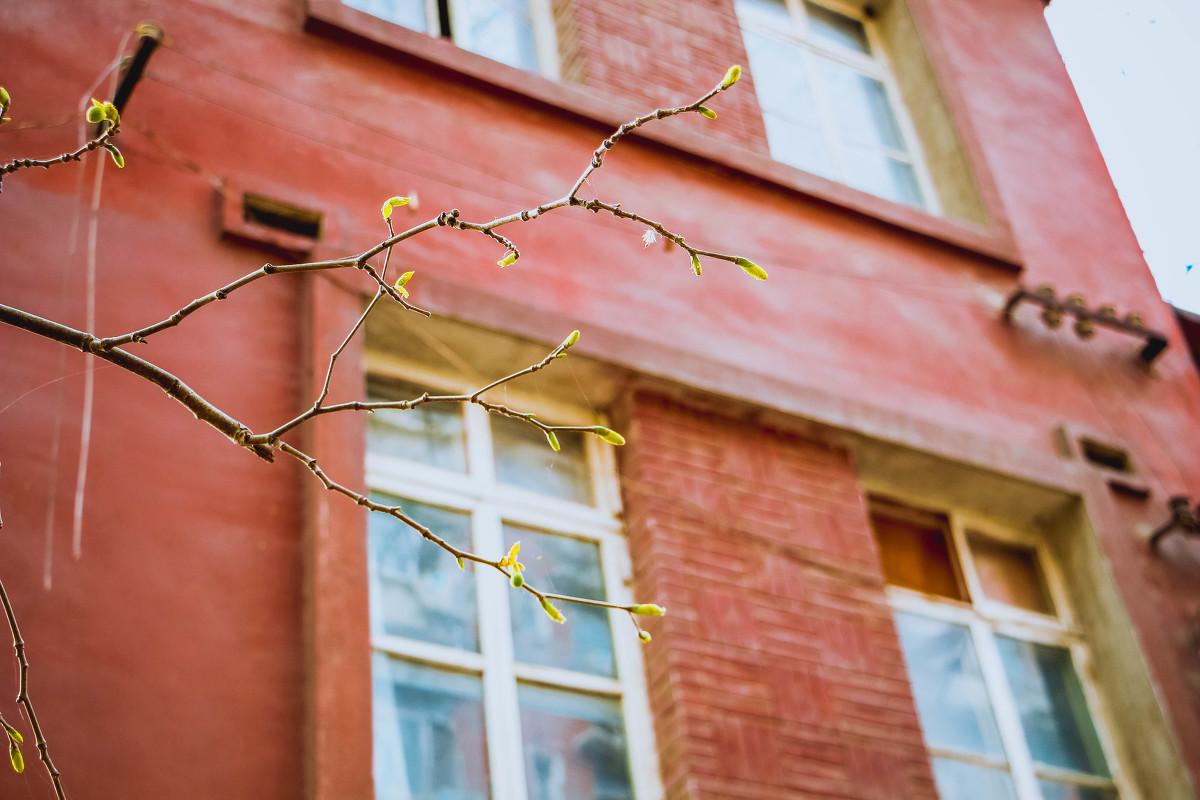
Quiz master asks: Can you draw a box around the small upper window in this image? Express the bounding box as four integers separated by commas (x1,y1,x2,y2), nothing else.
736,0,935,209
344,0,558,75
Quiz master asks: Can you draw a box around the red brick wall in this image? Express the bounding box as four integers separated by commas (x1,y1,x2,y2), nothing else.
566,0,768,150
618,392,937,800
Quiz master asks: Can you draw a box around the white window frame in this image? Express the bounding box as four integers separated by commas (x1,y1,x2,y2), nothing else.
365,351,660,800
736,0,941,213
873,497,1135,800
348,0,561,79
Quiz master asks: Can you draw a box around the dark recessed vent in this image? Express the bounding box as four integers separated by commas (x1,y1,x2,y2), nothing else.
1080,438,1131,473
242,193,322,240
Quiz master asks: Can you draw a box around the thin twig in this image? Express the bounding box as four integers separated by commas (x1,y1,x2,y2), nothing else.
0,576,66,800
0,123,120,184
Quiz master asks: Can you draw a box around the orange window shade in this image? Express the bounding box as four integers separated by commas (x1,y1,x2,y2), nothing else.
871,506,966,601
968,534,1055,615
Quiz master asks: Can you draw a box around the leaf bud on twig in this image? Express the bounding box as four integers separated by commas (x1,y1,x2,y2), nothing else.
630,604,666,616
721,65,742,89
697,106,718,120
540,598,566,623
592,426,626,446
735,257,768,280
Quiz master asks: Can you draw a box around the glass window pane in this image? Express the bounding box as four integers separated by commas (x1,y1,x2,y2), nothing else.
518,684,633,800
344,0,430,32
372,656,490,800
871,508,965,600
737,0,792,28
492,415,593,504
931,758,1017,800
894,613,1007,759
968,534,1055,615
1038,780,1118,800
506,526,616,677
453,0,538,72
763,113,838,179
368,377,467,472
804,1,871,53
996,638,1111,777
842,147,925,208
743,30,818,121
369,495,480,651
816,58,905,150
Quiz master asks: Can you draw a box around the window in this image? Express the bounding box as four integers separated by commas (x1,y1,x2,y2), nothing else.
736,0,935,209
365,370,656,800
343,0,559,76
869,498,1124,800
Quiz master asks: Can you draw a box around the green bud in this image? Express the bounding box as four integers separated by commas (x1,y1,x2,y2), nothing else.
697,106,718,120
86,105,105,124
105,144,124,168
735,257,768,280
545,430,561,452
103,102,120,124
4,727,21,744
510,572,524,588
456,557,465,570
0,87,10,107
9,743,22,774
562,329,580,348
396,270,414,287
721,65,742,89
498,251,518,268
0,118,9,125
540,598,566,624
592,426,625,446
630,604,666,616
381,196,410,220
690,253,702,276
638,630,652,643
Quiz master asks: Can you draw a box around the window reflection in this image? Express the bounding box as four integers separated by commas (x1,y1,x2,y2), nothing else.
518,684,632,800
492,415,593,504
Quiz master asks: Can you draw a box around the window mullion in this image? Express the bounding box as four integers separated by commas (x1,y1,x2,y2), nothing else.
971,620,1043,800
803,48,848,184
475,505,527,800
465,403,496,485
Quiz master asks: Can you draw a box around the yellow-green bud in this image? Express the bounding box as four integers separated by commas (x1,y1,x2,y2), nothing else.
690,253,702,276
540,598,566,624
735,257,768,280
86,105,105,124
0,87,10,108
498,251,518,268
9,743,22,774
105,144,124,168
563,330,580,348
3,726,21,745
381,196,410,220
545,430,561,452
630,604,666,616
510,572,524,588
103,102,120,124
456,556,465,570
396,270,414,287
721,65,742,89
593,426,625,446
638,630,652,643
697,106,718,120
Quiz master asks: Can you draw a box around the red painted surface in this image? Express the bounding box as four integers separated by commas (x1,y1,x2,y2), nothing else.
0,0,1198,798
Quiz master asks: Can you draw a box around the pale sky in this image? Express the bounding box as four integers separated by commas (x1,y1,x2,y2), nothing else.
1045,0,1200,315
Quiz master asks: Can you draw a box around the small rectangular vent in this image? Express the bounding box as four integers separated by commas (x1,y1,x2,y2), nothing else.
242,194,322,240
1080,438,1131,473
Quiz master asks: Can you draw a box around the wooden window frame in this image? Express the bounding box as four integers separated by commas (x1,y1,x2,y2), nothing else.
365,351,661,800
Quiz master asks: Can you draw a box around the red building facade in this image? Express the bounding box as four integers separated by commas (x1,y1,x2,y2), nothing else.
1,1,1198,799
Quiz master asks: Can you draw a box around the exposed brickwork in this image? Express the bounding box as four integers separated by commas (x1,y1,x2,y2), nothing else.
563,0,768,151
618,393,937,800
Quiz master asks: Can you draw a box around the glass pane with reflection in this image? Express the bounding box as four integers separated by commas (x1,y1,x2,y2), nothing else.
996,638,1110,777
453,0,538,72
368,377,467,472
1037,780,1118,800
492,415,593,504
518,684,633,800
816,58,905,150
369,494,479,652
842,147,925,208
894,613,1007,759
931,758,1017,800
804,1,871,53
969,534,1055,615
373,656,490,800
506,525,616,677
344,0,430,32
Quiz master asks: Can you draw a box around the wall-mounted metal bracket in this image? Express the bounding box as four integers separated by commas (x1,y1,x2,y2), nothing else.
1148,495,1199,550
1003,285,1169,363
